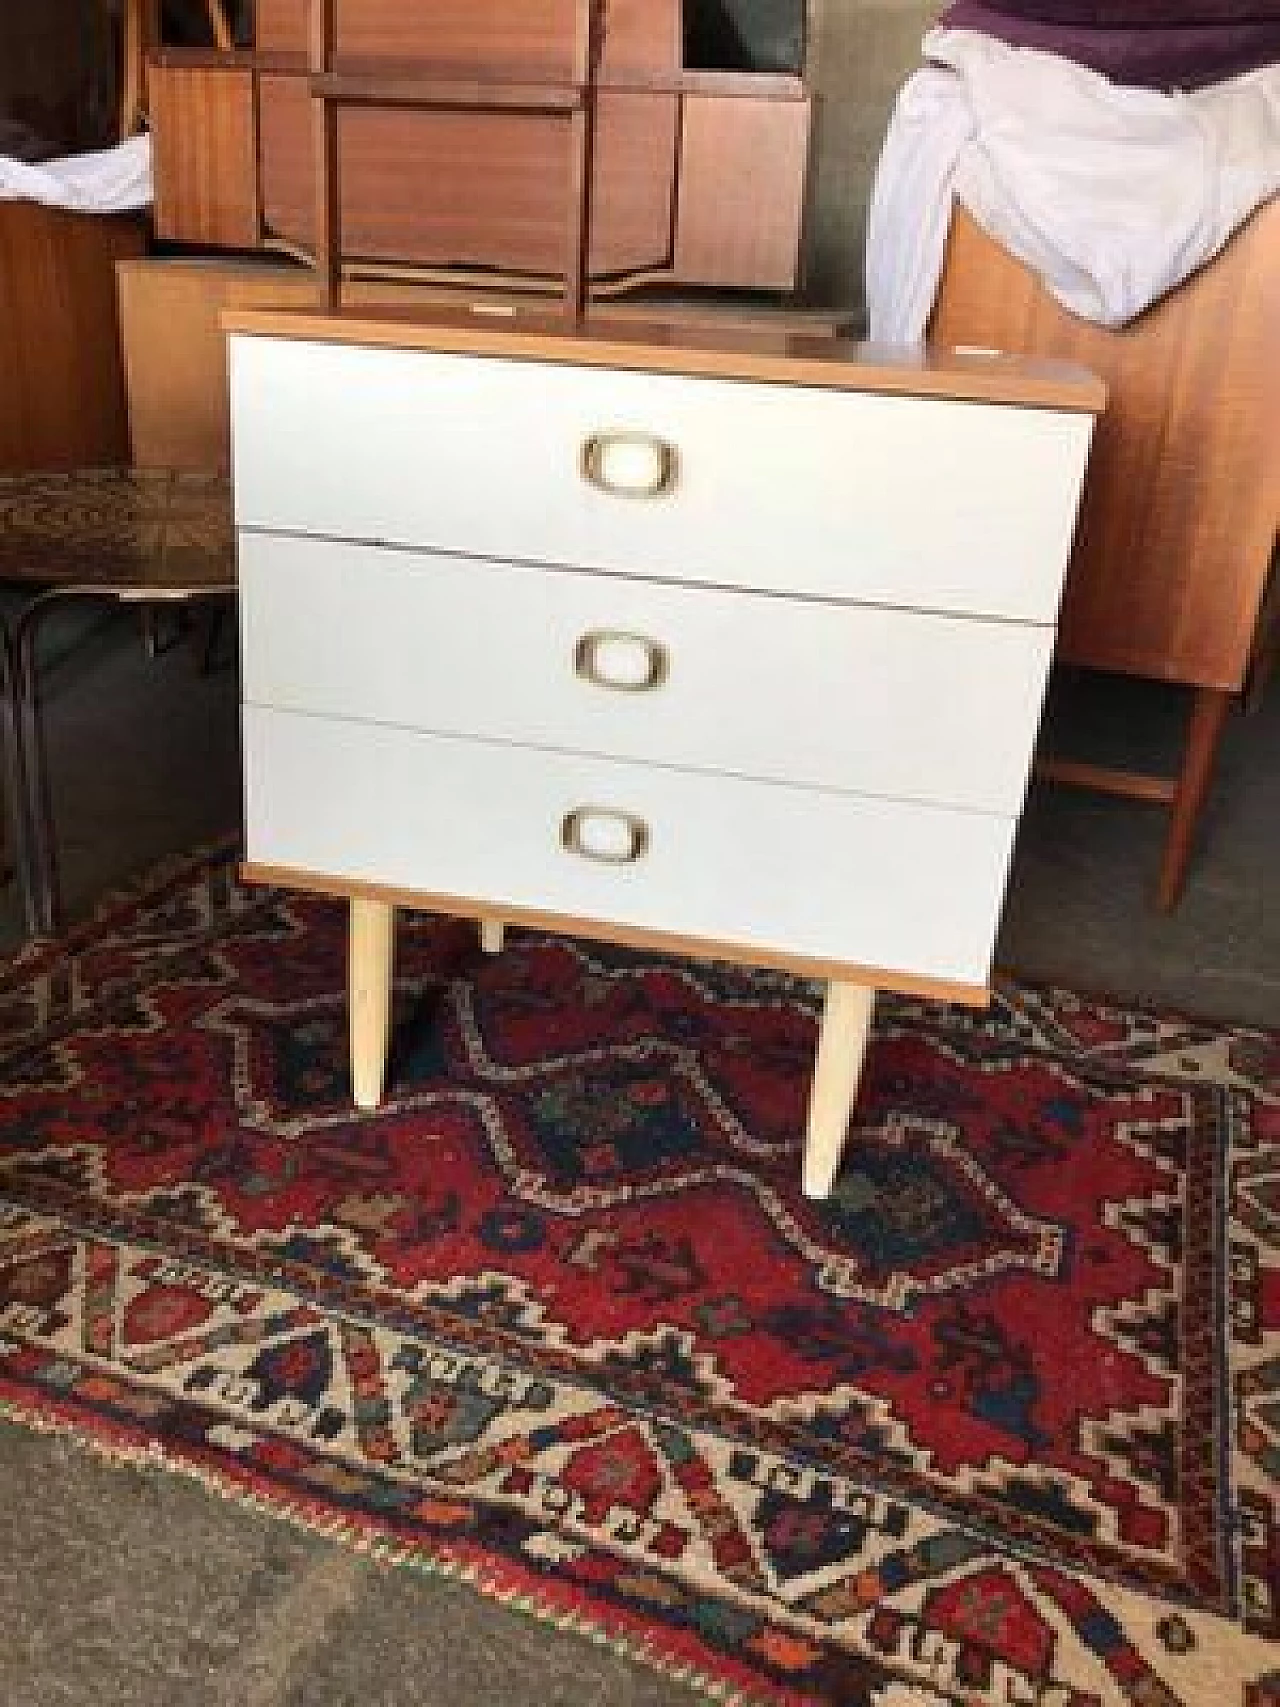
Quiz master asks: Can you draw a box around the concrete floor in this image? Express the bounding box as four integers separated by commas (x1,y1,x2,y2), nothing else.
0,605,1275,1705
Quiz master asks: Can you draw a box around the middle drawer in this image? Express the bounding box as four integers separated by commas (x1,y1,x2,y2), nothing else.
239,530,1053,817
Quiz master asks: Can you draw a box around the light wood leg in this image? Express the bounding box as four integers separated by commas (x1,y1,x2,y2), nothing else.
479,919,505,955
802,981,876,1200
349,897,395,1111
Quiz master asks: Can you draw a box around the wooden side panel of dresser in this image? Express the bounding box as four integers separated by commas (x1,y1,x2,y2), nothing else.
148,62,261,249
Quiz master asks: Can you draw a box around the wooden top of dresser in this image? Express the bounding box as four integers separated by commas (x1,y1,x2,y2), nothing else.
222,307,1107,413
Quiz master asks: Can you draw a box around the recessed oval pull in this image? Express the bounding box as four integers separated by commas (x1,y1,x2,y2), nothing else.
561,808,650,866
581,433,679,499
574,630,669,692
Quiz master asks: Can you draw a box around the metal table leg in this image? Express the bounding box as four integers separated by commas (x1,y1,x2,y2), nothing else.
9,588,239,940
0,619,41,933
11,593,66,939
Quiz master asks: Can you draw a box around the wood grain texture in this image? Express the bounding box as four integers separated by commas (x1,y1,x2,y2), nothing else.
930,201,1280,691
589,93,678,277
254,0,307,55
254,0,680,75
115,256,850,473
0,202,145,474
1035,757,1177,806
309,0,341,309
117,259,315,471
257,73,314,252
148,63,260,247
259,75,676,278
674,92,811,289
803,981,876,1199
332,106,582,276
348,894,394,1108
223,305,1106,410
310,72,588,111
1156,687,1233,911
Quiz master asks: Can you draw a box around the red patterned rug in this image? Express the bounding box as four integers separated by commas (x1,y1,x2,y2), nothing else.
0,844,1276,1705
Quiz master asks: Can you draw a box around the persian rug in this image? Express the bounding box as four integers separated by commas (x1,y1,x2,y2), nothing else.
0,844,1276,1706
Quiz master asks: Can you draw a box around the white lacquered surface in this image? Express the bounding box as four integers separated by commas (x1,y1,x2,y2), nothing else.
243,705,1017,989
238,530,1055,816
229,334,1093,623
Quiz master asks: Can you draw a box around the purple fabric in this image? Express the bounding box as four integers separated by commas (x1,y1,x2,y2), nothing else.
940,2,1280,85
990,1,1279,19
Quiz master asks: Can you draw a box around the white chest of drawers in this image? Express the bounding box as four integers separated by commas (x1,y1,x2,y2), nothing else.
228,311,1103,1197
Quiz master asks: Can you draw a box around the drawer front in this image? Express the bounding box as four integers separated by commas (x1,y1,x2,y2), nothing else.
229,334,1093,622
239,530,1054,816
243,707,1017,989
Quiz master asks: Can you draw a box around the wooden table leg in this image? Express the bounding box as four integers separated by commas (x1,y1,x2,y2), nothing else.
479,919,505,955
802,981,876,1200
349,896,395,1110
1156,687,1233,913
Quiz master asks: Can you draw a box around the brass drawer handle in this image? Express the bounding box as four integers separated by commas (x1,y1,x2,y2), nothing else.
574,630,669,692
581,432,679,499
561,807,650,866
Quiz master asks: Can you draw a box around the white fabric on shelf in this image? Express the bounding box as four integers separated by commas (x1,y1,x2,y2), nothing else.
865,28,1280,342
0,133,152,213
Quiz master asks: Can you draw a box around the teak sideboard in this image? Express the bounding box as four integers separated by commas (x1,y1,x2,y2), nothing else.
146,0,812,294
227,308,1103,1198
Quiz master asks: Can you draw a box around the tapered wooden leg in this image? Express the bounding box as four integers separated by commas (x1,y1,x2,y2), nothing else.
479,919,505,955
1156,687,1232,912
349,897,395,1110
803,981,876,1200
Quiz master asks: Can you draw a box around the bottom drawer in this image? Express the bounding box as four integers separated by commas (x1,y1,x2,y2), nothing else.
242,707,1017,992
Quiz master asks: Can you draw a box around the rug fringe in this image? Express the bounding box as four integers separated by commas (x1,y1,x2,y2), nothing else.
0,1394,785,1707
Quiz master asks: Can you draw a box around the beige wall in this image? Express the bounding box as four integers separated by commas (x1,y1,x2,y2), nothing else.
803,0,943,316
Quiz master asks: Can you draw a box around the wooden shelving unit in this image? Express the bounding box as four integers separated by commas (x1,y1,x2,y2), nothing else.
143,0,813,299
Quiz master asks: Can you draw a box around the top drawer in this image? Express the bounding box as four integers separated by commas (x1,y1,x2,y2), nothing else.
229,335,1093,622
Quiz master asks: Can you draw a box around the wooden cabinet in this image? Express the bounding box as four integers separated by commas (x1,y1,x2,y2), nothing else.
0,202,145,474
148,1,812,293
148,62,260,249
228,310,1102,1193
930,201,1280,906
255,0,681,74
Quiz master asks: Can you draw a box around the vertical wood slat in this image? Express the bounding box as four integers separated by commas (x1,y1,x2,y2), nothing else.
310,0,341,310
563,0,601,323
565,105,591,324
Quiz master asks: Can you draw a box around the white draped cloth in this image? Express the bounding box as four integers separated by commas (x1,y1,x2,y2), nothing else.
865,28,1280,340
0,133,152,213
